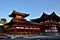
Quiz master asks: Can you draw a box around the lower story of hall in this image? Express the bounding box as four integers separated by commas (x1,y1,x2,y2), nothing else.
7,29,40,35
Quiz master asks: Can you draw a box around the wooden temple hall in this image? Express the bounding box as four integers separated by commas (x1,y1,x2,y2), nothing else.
5,10,60,36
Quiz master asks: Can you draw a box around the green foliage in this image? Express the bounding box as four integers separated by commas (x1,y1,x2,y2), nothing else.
0,27,3,33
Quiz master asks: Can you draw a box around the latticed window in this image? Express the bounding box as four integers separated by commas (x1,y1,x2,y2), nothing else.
45,27,58,32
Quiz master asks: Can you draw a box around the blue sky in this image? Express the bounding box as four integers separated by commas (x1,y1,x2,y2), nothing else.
0,0,60,22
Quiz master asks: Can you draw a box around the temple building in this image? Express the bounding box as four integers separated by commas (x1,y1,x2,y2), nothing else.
6,10,41,36
5,10,60,36
31,12,60,35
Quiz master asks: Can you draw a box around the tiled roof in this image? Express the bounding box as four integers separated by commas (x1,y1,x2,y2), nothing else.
9,10,29,17
31,12,60,23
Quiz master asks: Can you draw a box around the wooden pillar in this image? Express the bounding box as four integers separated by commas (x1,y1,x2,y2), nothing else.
14,26,16,36
36,27,37,34
9,29,11,35
8,28,10,34
24,27,25,35
39,27,40,34
37,27,40,34
28,27,29,35
32,27,34,34
10,29,12,34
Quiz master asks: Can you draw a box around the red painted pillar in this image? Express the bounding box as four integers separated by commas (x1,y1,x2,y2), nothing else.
36,27,37,34
28,27,29,35
14,26,16,36
10,29,12,35
32,27,34,34
24,27,25,35
39,27,40,34
8,28,10,34
37,27,40,34
9,29,11,35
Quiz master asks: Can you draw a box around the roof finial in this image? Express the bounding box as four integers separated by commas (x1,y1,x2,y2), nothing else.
13,10,16,12
52,11,56,15
43,11,45,14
